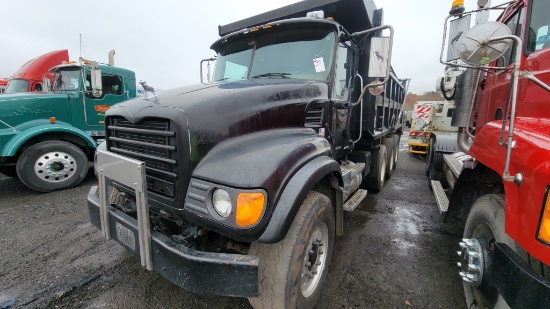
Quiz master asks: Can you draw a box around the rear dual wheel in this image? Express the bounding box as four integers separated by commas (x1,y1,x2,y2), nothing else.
367,145,387,193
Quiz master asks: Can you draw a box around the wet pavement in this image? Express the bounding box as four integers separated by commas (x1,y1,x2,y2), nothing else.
0,132,466,308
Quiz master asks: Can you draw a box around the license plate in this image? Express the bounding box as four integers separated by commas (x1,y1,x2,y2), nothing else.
116,222,136,251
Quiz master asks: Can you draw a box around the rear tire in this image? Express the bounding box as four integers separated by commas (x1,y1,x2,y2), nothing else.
429,151,446,186
248,192,335,309
383,137,395,179
392,135,400,170
366,145,387,193
16,141,88,192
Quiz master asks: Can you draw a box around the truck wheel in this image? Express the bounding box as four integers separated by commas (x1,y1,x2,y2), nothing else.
366,145,387,193
248,192,335,309
429,151,446,186
462,194,527,309
392,135,400,170
16,141,89,192
383,137,395,179
425,137,435,176
0,166,17,178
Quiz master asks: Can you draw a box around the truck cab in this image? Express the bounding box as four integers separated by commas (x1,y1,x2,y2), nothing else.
4,49,69,94
0,54,136,192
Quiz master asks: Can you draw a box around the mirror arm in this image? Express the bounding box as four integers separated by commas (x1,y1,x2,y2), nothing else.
200,57,216,84
349,25,394,108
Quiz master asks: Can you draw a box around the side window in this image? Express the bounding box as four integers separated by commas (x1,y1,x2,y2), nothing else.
527,0,550,53
333,42,354,100
498,8,523,66
86,74,123,97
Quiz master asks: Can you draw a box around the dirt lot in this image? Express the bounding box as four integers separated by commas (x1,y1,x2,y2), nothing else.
0,134,466,309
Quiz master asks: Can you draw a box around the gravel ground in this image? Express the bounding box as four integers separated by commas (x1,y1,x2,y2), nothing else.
0,133,466,309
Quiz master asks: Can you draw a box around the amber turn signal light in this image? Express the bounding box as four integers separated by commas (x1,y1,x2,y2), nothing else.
235,192,265,227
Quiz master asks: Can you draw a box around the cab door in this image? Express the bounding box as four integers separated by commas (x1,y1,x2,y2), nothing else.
84,73,125,128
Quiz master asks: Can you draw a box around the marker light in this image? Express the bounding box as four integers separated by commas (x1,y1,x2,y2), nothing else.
450,0,465,16
49,117,56,124
213,189,232,218
236,192,265,227
538,189,550,245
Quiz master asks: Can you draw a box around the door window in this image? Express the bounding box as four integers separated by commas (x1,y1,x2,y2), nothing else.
527,0,550,53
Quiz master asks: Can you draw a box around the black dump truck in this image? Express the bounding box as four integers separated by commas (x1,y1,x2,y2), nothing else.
87,0,408,307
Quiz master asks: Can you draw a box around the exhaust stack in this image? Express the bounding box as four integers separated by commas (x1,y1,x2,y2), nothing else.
108,50,116,66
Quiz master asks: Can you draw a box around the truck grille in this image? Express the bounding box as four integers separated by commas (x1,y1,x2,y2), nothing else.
107,117,177,198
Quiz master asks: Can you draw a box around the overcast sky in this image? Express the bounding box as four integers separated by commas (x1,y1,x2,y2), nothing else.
0,0,506,94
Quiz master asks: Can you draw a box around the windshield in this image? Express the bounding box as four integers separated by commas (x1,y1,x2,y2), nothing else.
5,79,30,93
51,68,81,92
212,27,336,82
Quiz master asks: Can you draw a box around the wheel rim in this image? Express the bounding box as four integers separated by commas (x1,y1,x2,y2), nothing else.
33,151,78,183
464,222,498,308
301,221,329,298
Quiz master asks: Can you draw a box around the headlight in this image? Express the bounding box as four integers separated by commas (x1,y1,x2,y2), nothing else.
213,189,232,218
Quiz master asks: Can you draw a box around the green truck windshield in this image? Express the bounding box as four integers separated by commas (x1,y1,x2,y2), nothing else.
52,68,81,92
212,27,336,82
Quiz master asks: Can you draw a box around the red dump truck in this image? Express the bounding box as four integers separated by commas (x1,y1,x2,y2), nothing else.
434,0,550,308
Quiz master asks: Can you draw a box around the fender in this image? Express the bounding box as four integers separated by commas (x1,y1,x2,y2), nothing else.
258,156,342,243
445,164,504,224
1,121,96,157
187,128,336,241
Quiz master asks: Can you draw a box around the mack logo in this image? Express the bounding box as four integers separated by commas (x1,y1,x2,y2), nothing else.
94,105,111,112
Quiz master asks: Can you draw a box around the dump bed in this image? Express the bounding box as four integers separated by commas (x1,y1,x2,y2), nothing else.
219,0,382,37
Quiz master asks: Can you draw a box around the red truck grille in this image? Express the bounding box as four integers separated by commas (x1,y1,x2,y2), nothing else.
107,117,177,198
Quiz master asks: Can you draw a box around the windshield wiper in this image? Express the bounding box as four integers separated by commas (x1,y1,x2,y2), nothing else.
251,73,291,79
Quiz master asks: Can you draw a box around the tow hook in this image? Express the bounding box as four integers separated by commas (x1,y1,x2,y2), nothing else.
457,238,484,286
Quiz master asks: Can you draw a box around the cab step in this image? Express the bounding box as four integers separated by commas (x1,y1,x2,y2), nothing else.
431,180,449,214
343,189,368,212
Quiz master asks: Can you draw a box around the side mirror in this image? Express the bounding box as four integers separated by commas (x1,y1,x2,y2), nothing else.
368,37,390,78
457,21,512,65
42,75,51,93
90,61,103,98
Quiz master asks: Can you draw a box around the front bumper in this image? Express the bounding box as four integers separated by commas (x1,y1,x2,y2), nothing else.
87,186,259,297
492,243,550,308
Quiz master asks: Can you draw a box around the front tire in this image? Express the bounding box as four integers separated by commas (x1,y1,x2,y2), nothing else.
16,141,89,192
462,194,527,309
248,192,335,309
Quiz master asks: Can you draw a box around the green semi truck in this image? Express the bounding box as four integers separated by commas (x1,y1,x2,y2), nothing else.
0,51,136,192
